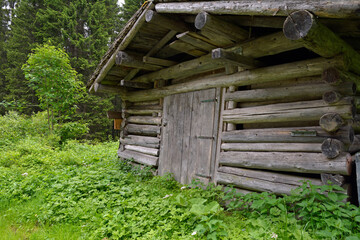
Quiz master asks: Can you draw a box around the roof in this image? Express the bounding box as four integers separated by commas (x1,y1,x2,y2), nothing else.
88,0,360,95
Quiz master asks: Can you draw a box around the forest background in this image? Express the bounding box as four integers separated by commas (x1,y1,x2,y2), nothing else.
0,0,142,140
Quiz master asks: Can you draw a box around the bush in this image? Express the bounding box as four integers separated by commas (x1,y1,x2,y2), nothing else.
56,122,89,143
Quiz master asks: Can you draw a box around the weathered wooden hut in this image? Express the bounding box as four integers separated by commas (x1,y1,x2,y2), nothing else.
88,0,360,199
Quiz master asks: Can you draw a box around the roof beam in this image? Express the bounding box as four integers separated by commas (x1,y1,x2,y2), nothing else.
155,1,360,18
124,56,345,102
283,10,360,74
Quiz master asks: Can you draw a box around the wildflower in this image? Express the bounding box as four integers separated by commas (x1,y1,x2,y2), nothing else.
181,186,187,190
191,231,197,236
21,172,28,176
163,194,173,199
270,232,278,239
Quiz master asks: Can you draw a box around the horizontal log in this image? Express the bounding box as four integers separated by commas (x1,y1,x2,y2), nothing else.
120,80,152,89
130,100,160,106
194,12,248,42
125,56,345,102
145,10,189,33
126,124,160,136
222,126,354,145
219,151,352,175
120,135,160,148
219,166,322,187
221,143,321,152
283,10,360,74
115,51,162,71
225,82,355,102
118,149,158,166
127,116,161,125
177,31,217,52
155,1,360,18
212,48,259,68
124,145,159,156
168,40,207,57
143,56,177,67
131,31,302,84
217,167,322,195
223,99,354,124
125,104,163,115
94,83,128,95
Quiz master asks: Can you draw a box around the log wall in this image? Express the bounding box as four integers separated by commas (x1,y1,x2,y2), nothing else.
217,70,359,197
118,99,162,168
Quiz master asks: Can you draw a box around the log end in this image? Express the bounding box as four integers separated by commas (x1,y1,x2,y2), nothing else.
145,10,155,22
323,91,342,105
322,67,341,85
321,138,344,159
194,11,208,30
283,10,314,41
319,113,345,132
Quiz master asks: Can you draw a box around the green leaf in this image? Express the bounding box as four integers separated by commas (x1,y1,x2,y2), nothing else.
327,192,338,202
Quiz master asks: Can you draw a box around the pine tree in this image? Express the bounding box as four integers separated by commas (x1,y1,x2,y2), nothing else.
3,0,43,114
119,0,144,27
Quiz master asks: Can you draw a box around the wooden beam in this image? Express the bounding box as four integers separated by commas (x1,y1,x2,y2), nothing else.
94,83,128,95
124,145,159,156
118,149,158,166
194,12,248,42
126,124,160,136
145,10,189,33
132,31,303,84
120,135,160,148
221,142,321,152
217,167,322,195
125,56,344,102
223,98,354,124
168,40,207,57
120,80,152,89
143,56,177,67
222,126,354,145
127,116,162,125
212,48,259,68
155,1,360,18
149,30,177,57
219,151,352,175
115,51,162,71
283,10,360,74
225,82,355,103
177,31,217,52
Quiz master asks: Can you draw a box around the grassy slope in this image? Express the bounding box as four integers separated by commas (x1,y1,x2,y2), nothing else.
1,112,360,239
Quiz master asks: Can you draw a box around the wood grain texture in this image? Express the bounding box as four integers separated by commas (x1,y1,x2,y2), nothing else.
120,135,160,148
155,1,360,18
118,149,158,166
219,151,352,175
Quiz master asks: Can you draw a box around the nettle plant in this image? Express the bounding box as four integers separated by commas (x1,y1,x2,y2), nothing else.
223,181,360,240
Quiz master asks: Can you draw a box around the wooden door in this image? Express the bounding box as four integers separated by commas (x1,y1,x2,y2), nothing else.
159,88,219,184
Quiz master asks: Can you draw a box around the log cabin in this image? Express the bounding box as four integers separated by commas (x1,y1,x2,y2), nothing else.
88,0,360,201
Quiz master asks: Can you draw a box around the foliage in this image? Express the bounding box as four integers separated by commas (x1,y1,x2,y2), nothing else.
223,182,360,239
22,44,85,131
56,121,89,143
119,0,144,27
1,113,360,240
0,0,121,140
